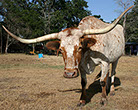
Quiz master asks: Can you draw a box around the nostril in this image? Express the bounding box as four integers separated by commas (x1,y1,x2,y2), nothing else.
72,72,76,76
64,72,73,76
64,70,78,78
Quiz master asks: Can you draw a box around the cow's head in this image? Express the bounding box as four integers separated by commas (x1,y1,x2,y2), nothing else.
2,5,133,78
45,28,96,78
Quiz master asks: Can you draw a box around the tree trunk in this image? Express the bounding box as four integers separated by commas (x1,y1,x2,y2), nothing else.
5,33,10,53
0,29,2,54
123,14,127,37
32,44,35,53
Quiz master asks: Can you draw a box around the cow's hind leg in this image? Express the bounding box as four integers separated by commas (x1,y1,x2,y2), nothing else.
100,62,109,105
77,67,87,106
110,60,118,96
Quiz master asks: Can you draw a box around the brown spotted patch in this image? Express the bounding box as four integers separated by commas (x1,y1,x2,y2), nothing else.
62,28,79,37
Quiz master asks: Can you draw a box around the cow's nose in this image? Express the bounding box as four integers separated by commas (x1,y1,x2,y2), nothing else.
63,70,79,78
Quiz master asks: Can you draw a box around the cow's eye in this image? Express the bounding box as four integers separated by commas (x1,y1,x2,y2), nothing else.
78,47,82,52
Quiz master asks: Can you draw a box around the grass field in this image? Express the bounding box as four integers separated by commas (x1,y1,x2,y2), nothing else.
0,54,138,110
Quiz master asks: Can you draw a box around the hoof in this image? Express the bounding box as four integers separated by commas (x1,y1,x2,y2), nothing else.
77,100,86,107
110,91,115,96
100,98,108,106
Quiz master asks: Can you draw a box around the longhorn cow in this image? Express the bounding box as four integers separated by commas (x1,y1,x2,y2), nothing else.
2,6,133,106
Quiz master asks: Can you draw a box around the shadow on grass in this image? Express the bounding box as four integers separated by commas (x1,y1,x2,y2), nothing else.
86,77,121,104
58,77,121,104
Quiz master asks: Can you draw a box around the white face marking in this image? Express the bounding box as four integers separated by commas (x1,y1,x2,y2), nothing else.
66,45,74,58
59,28,83,69
63,44,77,69
61,34,80,58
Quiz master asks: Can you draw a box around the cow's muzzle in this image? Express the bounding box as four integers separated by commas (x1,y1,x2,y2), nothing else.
63,69,79,78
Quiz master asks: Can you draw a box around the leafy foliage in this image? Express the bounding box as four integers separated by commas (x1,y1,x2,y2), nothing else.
112,0,137,42
0,0,91,53
1,0,91,38
125,0,138,42
1,0,44,38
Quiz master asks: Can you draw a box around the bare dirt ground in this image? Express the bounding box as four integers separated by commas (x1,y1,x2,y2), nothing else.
0,54,138,110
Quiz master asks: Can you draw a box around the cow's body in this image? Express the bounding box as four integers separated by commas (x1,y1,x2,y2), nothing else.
2,6,133,107
77,16,125,105
50,16,124,105
78,16,124,76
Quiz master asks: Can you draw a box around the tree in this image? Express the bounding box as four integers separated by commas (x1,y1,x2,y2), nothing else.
125,0,138,42
1,0,44,53
0,1,4,53
60,0,91,28
33,0,91,33
114,0,134,35
0,25,2,53
1,0,91,53
115,0,135,42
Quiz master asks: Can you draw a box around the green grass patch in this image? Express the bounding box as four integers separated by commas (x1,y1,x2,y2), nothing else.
0,63,64,70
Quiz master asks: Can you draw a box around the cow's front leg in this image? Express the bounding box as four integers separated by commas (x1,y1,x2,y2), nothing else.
80,76,87,105
110,60,118,96
78,67,87,106
100,62,109,105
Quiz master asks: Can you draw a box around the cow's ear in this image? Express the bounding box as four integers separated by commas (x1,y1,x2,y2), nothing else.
81,38,96,48
46,40,60,50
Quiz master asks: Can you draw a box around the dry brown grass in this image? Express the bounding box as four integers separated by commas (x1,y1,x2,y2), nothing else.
0,54,138,110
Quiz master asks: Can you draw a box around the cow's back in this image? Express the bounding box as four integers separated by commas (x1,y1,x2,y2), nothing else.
78,16,125,63
78,16,109,30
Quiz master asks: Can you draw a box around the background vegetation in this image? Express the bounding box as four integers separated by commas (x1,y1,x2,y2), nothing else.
0,0,137,53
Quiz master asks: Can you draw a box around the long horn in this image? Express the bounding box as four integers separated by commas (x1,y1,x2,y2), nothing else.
2,25,59,44
83,5,134,35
